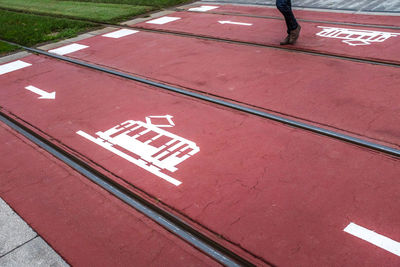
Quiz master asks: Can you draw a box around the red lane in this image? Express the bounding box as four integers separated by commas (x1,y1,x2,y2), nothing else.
0,123,218,266
183,4,400,28
49,30,400,147
1,55,400,266
133,11,400,65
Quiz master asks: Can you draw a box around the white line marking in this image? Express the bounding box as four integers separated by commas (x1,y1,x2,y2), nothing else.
146,16,181,25
189,5,219,12
218,20,253,26
344,223,400,256
0,60,31,76
25,85,56,99
48,43,88,55
102,29,139,38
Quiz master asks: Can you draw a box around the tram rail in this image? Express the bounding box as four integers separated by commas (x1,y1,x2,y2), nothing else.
0,110,261,267
175,5,400,30
1,41,399,158
1,3,399,266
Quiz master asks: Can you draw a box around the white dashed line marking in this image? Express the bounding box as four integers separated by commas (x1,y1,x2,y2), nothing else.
48,44,88,56
102,29,139,38
146,17,181,25
189,5,219,12
0,60,31,76
344,223,400,257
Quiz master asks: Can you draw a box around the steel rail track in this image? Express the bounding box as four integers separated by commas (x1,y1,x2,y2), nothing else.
1,4,399,266
1,4,400,67
176,8,400,30
0,111,261,267
2,44,395,158
128,26,400,68
196,1,400,14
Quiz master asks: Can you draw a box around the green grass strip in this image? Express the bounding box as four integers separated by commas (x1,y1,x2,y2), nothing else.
0,10,97,46
0,40,19,55
60,0,191,8
0,0,154,23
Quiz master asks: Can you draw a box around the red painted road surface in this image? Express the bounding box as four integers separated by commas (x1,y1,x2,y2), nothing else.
50,30,400,147
1,55,399,266
183,4,400,28
0,122,218,266
133,11,400,64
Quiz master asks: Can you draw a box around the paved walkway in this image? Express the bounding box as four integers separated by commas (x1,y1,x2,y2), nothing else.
200,0,400,12
1,1,399,266
0,198,68,267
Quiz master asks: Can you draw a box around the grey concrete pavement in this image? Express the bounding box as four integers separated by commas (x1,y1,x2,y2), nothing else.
200,0,400,12
0,198,68,267
0,198,36,257
0,237,68,267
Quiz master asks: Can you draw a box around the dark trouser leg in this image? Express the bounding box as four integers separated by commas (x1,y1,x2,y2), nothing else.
276,0,298,33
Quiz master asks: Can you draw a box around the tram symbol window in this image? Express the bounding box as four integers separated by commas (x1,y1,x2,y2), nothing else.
77,115,200,186
316,26,400,46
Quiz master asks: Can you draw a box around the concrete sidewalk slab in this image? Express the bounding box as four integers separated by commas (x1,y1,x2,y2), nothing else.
0,237,68,267
0,198,68,267
0,198,36,257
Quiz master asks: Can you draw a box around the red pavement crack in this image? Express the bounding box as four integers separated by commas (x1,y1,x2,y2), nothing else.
151,244,166,264
229,217,241,227
289,243,302,256
250,179,260,191
365,111,384,132
181,203,194,212
202,201,216,212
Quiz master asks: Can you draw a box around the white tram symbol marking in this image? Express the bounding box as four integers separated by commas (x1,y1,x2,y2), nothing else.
316,26,400,46
77,115,199,186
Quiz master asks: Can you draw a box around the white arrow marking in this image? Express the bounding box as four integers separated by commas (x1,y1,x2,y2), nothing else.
218,21,252,26
25,85,56,99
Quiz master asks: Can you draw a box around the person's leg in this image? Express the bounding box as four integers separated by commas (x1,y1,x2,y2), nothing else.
276,0,298,33
276,0,301,45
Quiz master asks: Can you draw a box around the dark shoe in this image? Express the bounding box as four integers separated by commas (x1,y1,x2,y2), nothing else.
280,34,291,45
288,25,301,44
